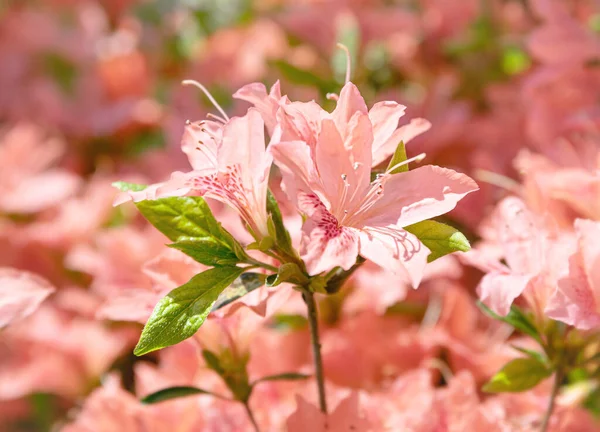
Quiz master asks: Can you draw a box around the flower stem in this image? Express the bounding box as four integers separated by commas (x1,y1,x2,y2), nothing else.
540,370,562,432
302,290,328,414
243,401,260,432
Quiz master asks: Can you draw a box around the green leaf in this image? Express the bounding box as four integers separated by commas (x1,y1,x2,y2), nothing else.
211,273,265,312
135,196,247,264
266,191,296,258
134,266,245,356
266,263,308,287
386,141,408,174
477,302,543,344
112,181,148,192
483,357,552,393
141,386,222,404
169,238,239,267
404,220,471,262
253,373,310,385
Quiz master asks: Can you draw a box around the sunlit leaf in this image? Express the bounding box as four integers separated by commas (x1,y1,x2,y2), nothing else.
134,266,245,356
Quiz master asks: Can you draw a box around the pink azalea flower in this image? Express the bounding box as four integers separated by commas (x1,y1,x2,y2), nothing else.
546,219,600,330
463,197,575,318
0,268,54,328
117,100,273,239
0,123,80,214
234,81,432,167
269,83,477,283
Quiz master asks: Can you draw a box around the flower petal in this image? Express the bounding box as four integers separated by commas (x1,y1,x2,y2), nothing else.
0,268,55,328
331,82,368,139
300,195,359,275
233,81,281,134
372,118,431,167
361,165,478,228
358,226,429,288
368,101,406,165
477,272,532,316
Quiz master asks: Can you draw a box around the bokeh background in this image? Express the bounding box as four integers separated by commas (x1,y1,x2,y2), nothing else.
1,0,599,430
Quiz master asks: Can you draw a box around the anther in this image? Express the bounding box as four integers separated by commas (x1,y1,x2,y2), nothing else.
185,119,191,125
341,174,347,181
353,162,360,170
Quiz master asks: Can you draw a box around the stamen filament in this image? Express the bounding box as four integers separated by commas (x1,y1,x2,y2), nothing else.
336,43,352,84
182,80,230,122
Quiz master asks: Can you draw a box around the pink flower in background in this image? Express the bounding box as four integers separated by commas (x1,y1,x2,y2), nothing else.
0,124,80,214
117,108,273,239
547,219,600,330
464,196,575,319
0,268,54,328
270,83,477,282
287,392,370,432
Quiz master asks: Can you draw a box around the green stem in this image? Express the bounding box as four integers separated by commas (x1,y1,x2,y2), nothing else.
243,400,260,432
245,259,278,273
540,370,562,432
303,290,328,413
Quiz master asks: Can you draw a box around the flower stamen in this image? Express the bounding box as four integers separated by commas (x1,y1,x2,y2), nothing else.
182,80,230,122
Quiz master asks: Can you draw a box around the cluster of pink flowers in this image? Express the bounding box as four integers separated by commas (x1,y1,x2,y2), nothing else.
1,0,600,431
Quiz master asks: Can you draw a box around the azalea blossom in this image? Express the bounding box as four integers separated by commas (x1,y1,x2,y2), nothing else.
234,80,432,167
116,83,273,239
0,268,54,328
269,82,478,284
463,196,576,319
547,219,600,330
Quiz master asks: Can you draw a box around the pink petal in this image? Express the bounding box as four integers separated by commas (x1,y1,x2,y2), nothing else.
287,393,370,432
331,82,368,139
0,268,55,327
494,197,544,275
344,112,373,193
300,196,359,275
358,227,429,288
2,170,80,214
546,219,600,329
371,118,432,167
315,119,360,214
180,120,221,171
219,109,268,187
270,141,326,207
276,100,325,148
361,165,479,228
477,272,532,316
368,101,406,160
233,82,280,134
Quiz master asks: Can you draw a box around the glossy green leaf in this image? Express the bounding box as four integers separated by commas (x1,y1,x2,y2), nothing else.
169,238,239,267
211,273,265,312
134,266,245,356
386,141,408,174
141,386,223,404
483,357,552,393
405,220,471,262
133,196,247,264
